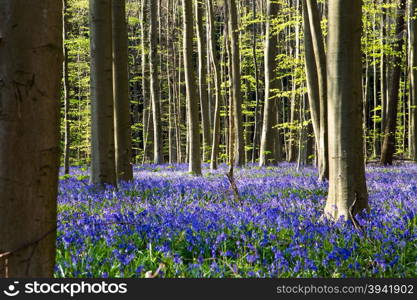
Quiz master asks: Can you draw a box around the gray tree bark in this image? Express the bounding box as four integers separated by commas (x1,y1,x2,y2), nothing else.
150,0,163,164
302,0,321,162
325,0,369,220
228,0,245,166
260,0,281,166
0,0,62,277
141,0,152,162
410,0,417,161
183,0,202,175
90,0,117,186
208,0,222,170
305,0,328,180
195,0,211,162
251,0,261,163
381,0,407,165
63,0,71,175
112,0,133,181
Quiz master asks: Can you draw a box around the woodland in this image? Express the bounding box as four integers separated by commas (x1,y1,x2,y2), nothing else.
0,0,416,278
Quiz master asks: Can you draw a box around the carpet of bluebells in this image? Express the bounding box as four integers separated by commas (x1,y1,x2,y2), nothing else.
55,163,417,278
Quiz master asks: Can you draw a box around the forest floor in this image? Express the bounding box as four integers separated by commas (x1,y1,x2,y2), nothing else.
55,163,417,278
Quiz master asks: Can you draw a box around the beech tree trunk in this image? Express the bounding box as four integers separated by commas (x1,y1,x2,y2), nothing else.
195,0,211,162
183,0,202,175
260,0,281,166
302,0,321,161
63,0,71,175
251,0,261,163
150,0,163,164
410,0,417,161
228,0,245,166
208,0,222,170
141,0,152,162
0,0,62,277
381,0,407,165
325,0,369,220
112,0,133,181
90,0,117,186
305,0,328,180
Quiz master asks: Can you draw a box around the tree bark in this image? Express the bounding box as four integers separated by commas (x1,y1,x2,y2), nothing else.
260,0,281,166
63,0,71,175
150,0,163,164
305,0,328,180
302,0,321,163
183,0,202,175
251,0,261,163
325,0,369,220
90,0,117,186
141,0,152,163
208,0,222,170
228,0,245,166
195,0,211,162
0,0,62,277
410,0,417,161
381,0,407,165
112,0,133,181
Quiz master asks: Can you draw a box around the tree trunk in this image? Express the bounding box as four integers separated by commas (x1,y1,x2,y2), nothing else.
63,0,71,175
260,0,281,166
228,0,245,166
372,9,380,157
380,3,387,141
112,0,133,181
325,0,369,220
195,0,211,162
0,0,62,277
167,0,177,164
305,0,328,181
251,1,261,163
410,0,417,161
381,0,407,165
288,0,301,163
150,0,163,164
90,0,117,186
141,0,152,163
183,0,202,175
302,0,321,164
208,0,222,170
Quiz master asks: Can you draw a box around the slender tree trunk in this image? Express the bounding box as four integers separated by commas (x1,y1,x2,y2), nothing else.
302,0,321,164
297,91,307,169
112,0,133,181
325,0,369,220
141,0,152,163
381,3,387,140
381,0,407,165
410,0,417,161
228,0,245,166
289,0,301,163
372,9,380,157
63,0,71,175
0,0,62,277
260,0,281,166
363,27,370,158
183,0,202,175
167,0,177,164
251,1,261,163
90,0,117,186
305,0,328,181
150,0,163,164
195,0,211,162
208,0,222,170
